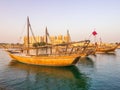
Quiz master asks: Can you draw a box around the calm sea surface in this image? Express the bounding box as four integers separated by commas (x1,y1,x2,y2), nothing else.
0,49,120,90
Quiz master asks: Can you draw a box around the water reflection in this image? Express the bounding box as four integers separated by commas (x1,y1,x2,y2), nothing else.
79,57,94,68
1,60,91,90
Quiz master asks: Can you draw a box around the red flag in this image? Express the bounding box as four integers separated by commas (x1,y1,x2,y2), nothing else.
92,31,97,36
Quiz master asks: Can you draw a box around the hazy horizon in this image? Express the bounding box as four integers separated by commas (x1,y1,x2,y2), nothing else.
0,0,120,43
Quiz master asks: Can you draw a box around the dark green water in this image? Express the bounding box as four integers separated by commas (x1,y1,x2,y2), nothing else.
0,49,120,90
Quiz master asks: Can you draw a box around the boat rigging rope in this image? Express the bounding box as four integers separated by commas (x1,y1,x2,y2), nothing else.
29,23,37,43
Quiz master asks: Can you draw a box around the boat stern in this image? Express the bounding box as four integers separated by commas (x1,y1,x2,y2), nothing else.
72,56,80,65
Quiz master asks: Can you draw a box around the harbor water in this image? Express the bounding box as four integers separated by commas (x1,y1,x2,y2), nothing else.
0,49,120,90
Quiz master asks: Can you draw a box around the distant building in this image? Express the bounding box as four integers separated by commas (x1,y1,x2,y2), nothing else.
24,34,71,46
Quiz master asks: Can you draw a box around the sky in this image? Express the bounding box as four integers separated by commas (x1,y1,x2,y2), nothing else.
0,0,120,43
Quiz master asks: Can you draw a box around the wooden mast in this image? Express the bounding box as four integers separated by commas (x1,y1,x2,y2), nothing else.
45,27,47,43
67,30,71,43
45,27,48,54
27,16,30,55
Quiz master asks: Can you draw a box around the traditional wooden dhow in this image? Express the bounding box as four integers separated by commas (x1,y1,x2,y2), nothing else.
95,43,118,53
6,17,83,66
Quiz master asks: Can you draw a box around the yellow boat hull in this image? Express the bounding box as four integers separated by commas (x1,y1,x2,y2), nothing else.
96,46,117,53
9,53,80,66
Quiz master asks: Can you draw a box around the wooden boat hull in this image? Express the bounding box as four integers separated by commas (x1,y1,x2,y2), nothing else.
9,53,80,66
96,46,117,53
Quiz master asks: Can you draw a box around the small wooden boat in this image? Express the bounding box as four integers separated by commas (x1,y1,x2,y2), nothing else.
96,47,116,53
96,44,118,53
117,44,120,49
6,17,82,66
